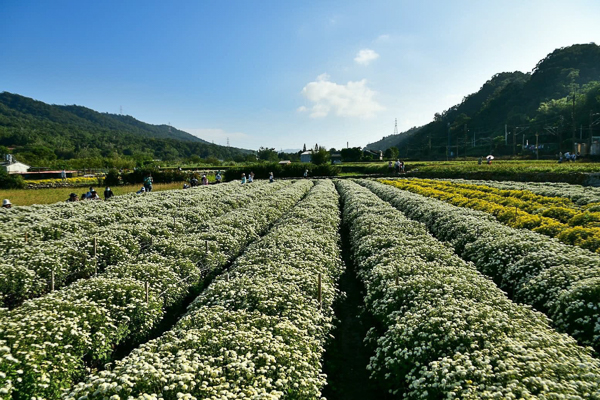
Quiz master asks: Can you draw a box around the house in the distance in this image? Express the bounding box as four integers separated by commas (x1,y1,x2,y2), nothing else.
300,151,313,163
363,149,383,161
1,154,30,174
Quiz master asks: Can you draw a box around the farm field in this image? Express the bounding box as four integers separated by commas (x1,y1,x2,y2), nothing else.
0,182,185,207
2,178,600,399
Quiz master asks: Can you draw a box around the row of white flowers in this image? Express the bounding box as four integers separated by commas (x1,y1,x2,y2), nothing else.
0,182,276,308
361,179,600,355
0,180,313,399
66,180,343,399
443,178,600,205
337,180,600,398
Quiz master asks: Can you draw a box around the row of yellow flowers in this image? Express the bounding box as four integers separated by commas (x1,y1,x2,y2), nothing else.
380,179,600,253
400,178,600,227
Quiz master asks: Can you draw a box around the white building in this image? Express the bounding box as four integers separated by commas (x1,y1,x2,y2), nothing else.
300,151,313,163
1,155,30,174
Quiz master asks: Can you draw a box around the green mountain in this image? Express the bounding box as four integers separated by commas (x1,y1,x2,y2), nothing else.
366,43,600,159
0,92,251,167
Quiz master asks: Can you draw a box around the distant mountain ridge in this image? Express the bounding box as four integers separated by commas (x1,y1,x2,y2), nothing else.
0,92,251,165
365,43,600,158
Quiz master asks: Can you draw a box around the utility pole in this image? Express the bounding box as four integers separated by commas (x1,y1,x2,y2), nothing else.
572,93,576,150
513,126,529,156
464,124,468,158
512,130,516,156
447,122,451,160
590,112,600,155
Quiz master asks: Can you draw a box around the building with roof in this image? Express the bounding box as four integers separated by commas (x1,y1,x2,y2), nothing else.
300,151,313,163
1,155,30,174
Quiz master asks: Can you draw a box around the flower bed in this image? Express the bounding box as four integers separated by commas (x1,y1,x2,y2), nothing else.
0,180,312,399
362,179,600,354
338,179,600,398
66,180,343,399
381,178,600,252
0,182,278,307
446,178,600,205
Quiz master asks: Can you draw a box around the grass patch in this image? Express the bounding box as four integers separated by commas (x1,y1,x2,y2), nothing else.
0,182,184,207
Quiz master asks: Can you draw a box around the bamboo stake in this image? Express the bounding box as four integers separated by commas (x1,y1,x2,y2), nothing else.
145,281,149,304
94,237,98,274
317,273,322,310
51,270,55,292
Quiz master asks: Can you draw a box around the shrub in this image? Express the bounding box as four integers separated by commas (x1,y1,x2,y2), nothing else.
223,162,340,181
0,170,25,189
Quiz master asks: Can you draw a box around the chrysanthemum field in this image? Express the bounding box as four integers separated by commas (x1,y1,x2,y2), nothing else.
2,179,600,399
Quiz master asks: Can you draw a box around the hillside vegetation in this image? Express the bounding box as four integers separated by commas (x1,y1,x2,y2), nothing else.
0,92,251,168
366,43,600,159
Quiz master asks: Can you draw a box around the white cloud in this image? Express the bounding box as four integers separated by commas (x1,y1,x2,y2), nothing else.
354,48,379,65
299,73,385,119
375,34,390,42
183,128,248,144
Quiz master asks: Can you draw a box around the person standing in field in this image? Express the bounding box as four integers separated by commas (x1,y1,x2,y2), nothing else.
2,199,12,209
144,174,153,192
241,173,246,184
303,169,308,179
269,172,274,183
104,187,114,200
201,174,209,185
215,171,222,183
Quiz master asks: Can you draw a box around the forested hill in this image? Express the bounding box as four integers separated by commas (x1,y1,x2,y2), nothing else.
366,43,600,159
0,92,251,167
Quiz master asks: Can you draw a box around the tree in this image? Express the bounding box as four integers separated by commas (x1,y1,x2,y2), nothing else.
384,147,399,160
303,144,307,152
341,147,362,162
312,147,330,165
257,147,279,162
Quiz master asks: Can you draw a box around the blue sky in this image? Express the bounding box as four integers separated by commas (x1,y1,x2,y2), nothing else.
1,1,599,151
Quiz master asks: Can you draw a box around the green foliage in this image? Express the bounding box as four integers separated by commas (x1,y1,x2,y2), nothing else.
311,147,330,165
365,43,600,158
257,147,278,162
0,169,25,189
341,147,363,162
223,162,340,181
0,92,251,167
120,168,189,184
103,169,121,186
384,146,399,159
